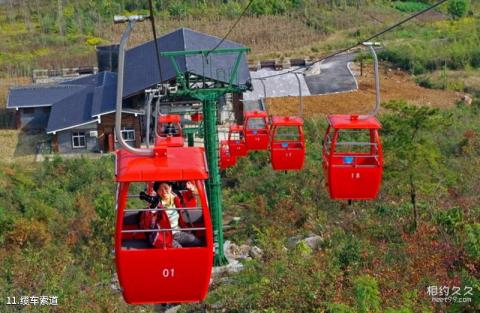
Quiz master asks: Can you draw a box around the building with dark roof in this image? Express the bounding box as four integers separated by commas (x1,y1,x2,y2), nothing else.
6,27,250,154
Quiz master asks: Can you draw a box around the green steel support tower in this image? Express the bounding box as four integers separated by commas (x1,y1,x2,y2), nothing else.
161,48,250,265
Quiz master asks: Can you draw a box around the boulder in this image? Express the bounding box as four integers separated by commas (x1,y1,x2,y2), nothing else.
287,233,323,251
302,235,323,250
249,246,264,259
462,95,473,106
224,240,250,260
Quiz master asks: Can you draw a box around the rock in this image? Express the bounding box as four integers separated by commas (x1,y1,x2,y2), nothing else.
165,305,181,313
287,234,323,251
286,234,304,249
304,62,321,76
212,259,244,276
153,304,181,313
301,235,323,250
217,276,233,284
462,95,473,106
110,273,121,292
249,246,264,259
224,216,241,225
224,240,250,260
210,302,223,311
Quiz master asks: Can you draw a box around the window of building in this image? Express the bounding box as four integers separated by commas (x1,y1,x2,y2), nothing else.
121,127,135,142
115,127,136,142
72,132,86,148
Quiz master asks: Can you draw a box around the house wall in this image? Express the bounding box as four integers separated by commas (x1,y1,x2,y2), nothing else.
56,123,99,154
97,113,141,153
19,107,51,130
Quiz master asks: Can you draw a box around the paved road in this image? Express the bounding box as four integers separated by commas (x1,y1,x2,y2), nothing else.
242,52,359,112
305,53,358,95
243,66,311,102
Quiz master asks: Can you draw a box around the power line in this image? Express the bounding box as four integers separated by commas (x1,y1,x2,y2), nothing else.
147,0,164,84
206,0,255,56
256,0,450,80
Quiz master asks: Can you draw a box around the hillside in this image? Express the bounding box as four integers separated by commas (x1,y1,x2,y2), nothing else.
0,101,479,312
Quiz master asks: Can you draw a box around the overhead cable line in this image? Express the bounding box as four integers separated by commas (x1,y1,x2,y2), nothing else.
147,0,164,83
255,0,450,80
206,0,256,56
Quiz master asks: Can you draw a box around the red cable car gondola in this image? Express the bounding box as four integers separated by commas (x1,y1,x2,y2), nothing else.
219,140,237,169
227,124,247,157
322,114,383,200
244,110,270,151
191,112,203,122
115,146,214,304
155,114,184,147
270,116,306,170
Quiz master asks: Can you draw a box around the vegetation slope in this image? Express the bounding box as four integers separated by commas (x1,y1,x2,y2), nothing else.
0,100,479,312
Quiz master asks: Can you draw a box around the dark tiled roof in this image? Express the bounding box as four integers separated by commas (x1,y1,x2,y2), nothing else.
7,85,87,108
91,79,117,116
46,86,96,133
8,28,251,133
60,71,117,87
123,27,250,97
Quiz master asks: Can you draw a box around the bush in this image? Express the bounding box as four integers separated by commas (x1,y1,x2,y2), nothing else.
5,218,51,248
85,36,103,46
392,1,430,13
336,234,361,270
168,1,189,18
448,0,470,19
434,207,463,235
354,275,381,313
464,223,480,259
416,75,433,89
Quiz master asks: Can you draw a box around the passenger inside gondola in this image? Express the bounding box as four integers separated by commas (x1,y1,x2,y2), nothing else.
162,122,178,136
121,181,205,249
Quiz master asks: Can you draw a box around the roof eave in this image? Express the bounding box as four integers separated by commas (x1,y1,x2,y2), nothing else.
47,119,98,134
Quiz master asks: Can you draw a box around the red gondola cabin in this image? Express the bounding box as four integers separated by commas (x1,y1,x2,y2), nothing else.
155,114,184,147
115,146,214,304
191,112,203,122
227,124,247,157
270,116,305,170
219,140,237,169
322,114,383,200
244,110,270,151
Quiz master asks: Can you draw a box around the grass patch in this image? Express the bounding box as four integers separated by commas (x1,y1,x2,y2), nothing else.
392,1,430,13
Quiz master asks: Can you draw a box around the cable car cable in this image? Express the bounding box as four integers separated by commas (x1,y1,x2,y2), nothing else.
255,0,449,80
206,0,255,57
147,0,164,84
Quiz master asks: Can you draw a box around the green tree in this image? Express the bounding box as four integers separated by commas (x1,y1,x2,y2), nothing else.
448,0,470,19
381,100,446,230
